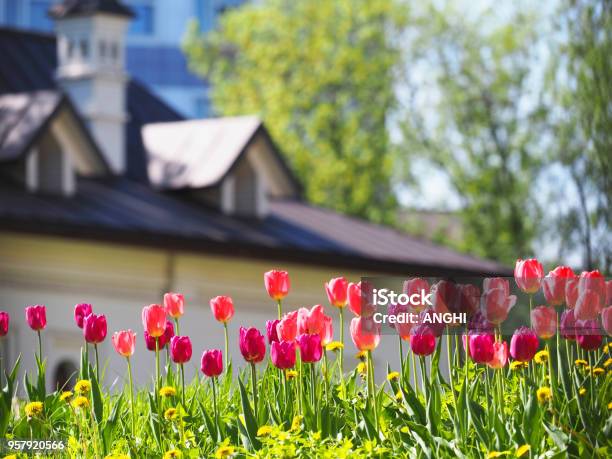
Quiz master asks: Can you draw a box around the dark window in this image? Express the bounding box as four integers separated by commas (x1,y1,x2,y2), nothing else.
30,0,54,31
128,4,154,35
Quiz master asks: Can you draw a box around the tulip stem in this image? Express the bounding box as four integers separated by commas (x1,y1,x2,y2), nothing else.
446,335,456,409
367,350,378,432
277,299,282,321
250,362,258,421
587,351,594,411
398,335,405,379
37,330,42,362
339,307,345,394
412,352,418,395
180,363,186,409
211,376,219,440
174,318,180,336
323,350,329,403
309,362,315,408
94,344,100,382
223,323,229,373
155,338,160,400
126,356,135,437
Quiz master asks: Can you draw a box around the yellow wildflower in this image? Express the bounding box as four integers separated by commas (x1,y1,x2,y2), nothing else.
510,361,528,371
603,343,609,353
608,401,612,410
104,454,129,459
163,450,181,459
603,358,612,368
592,367,604,377
286,370,298,380
256,425,274,437
355,351,367,361
387,372,400,382
311,431,321,441
575,359,588,367
395,391,403,401
4,455,18,459
515,444,531,457
290,415,303,432
578,388,587,396
400,426,410,434
534,350,549,364
60,391,73,402
24,401,43,418
357,362,367,374
536,387,552,404
72,396,89,409
159,386,176,397
487,452,509,458
164,408,178,421
326,341,344,352
215,445,235,458
75,380,91,394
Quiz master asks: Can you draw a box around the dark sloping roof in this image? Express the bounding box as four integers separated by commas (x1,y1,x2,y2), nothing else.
49,0,134,19
0,178,510,275
0,27,184,182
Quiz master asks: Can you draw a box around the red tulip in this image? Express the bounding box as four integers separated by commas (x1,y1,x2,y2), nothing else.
209,296,234,324
418,308,446,337
325,277,348,308
578,270,606,299
271,340,296,369
468,333,495,364
201,349,223,377
542,266,575,306
266,319,281,344
565,278,579,308
74,303,93,329
25,305,46,331
264,270,290,300
320,314,334,346
164,292,184,319
348,281,376,317
575,319,603,351
480,278,516,325
145,320,174,351
575,289,602,321
601,306,612,336
142,304,166,338
560,309,577,340
298,333,322,363
83,313,107,344
403,278,431,313
112,330,136,357
409,324,436,356
277,311,298,342
0,311,9,337
514,258,544,294
431,280,461,315
170,336,192,364
349,316,381,351
510,327,539,362
531,306,557,339
487,341,508,369
239,327,266,363
297,305,326,336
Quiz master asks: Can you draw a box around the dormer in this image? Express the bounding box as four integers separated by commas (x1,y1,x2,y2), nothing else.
143,116,301,218
0,91,110,196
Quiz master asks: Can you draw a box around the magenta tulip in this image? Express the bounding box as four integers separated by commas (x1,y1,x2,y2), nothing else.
468,333,495,364
510,327,539,362
201,349,223,377
266,319,281,344
83,313,107,344
271,340,297,369
409,324,436,356
0,311,8,337
239,327,266,363
560,309,577,340
298,333,322,363
74,303,93,329
514,258,544,294
531,306,557,339
170,336,192,364
145,320,174,351
25,305,46,331
575,320,603,351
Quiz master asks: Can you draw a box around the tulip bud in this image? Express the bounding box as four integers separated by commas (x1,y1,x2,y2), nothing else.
559,309,577,340
112,330,136,357
201,349,223,377
170,336,192,364
164,292,184,319
575,320,603,351
277,311,298,342
209,296,235,324
83,313,107,344
531,306,557,339
271,340,296,369
481,279,517,325
298,333,322,363
142,304,166,338
297,305,326,336
487,341,508,369
325,277,348,308
510,327,539,362
542,266,575,306
409,324,436,356
348,281,376,317
264,270,290,301
0,311,9,337
320,315,334,346
266,319,280,344
25,305,47,331
403,278,431,313
74,303,93,329
468,333,495,364
514,258,544,294
239,327,266,363
350,316,380,352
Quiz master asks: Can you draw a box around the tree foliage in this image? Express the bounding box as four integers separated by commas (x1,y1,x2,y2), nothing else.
183,0,406,224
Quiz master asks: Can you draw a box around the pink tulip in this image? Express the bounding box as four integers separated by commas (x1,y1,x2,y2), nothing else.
487,341,508,369
575,319,603,351
209,296,234,324
531,306,557,339
297,305,326,336
387,303,407,330
142,304,166,338
201,349,223,377
575,289,602,321
239,327,266,363
145,320,174,351
565,278,579,308
602,306,612,336
514,258,544,294
320,315,334,346
271,340,296,369
468,333,495,364
542,266,575,306
266,319,281,344
264,270,290,300
480,278,516,325
298,333,322,363
112,330,136,357
348,281,376,317
83,313,107,344
74,303,93,329
277,311,298,342
0,311,9,337
325,277,348,308
409,324,436,356
431,280,461,315
578,270,606,299
170,336,192,364
25,305,46,331
349,316,381,351
560,309,577,340
510,327,539,362
164,292,184,319
457,283,481,317
403,278,430,313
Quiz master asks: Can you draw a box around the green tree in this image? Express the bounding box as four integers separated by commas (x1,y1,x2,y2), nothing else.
183,0,406,224
397,2,545,264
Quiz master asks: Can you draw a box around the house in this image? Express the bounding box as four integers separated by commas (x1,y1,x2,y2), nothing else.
0,0,509,390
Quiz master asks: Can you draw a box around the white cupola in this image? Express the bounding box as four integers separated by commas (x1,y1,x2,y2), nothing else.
49,0,134,174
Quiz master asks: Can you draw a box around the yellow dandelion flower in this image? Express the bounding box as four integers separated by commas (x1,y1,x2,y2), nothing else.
104,454,129,459
276,431,290,441
395,391,403,401
290,415,303,432
355,351,367,361
75,380,91,394
312,431,321,441
164,408,178,421
60,391,73,402
326,341,344,352
536,387,552,404
238,414,245,427
159,386,176,397
578,388,587,396
400,426,410,434
487,452,510,458
603,343,609,353
604,358,612,368
592,367,604,376
163,450,181,459
215,445,235,458
24,401,43,417
515,444,531,457
285,370,298,380
608,401,612,410
256,425,274,437
357,362,367,374
575,359,588,367
72,396,89,409
510,361,527,371
534,350,549,364
4,455,18,459
387,372,400,382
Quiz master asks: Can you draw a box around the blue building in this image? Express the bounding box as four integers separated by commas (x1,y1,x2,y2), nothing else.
0,0,246,117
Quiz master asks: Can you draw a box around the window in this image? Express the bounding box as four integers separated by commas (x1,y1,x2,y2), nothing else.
30,0,54,31
128,3,154,35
